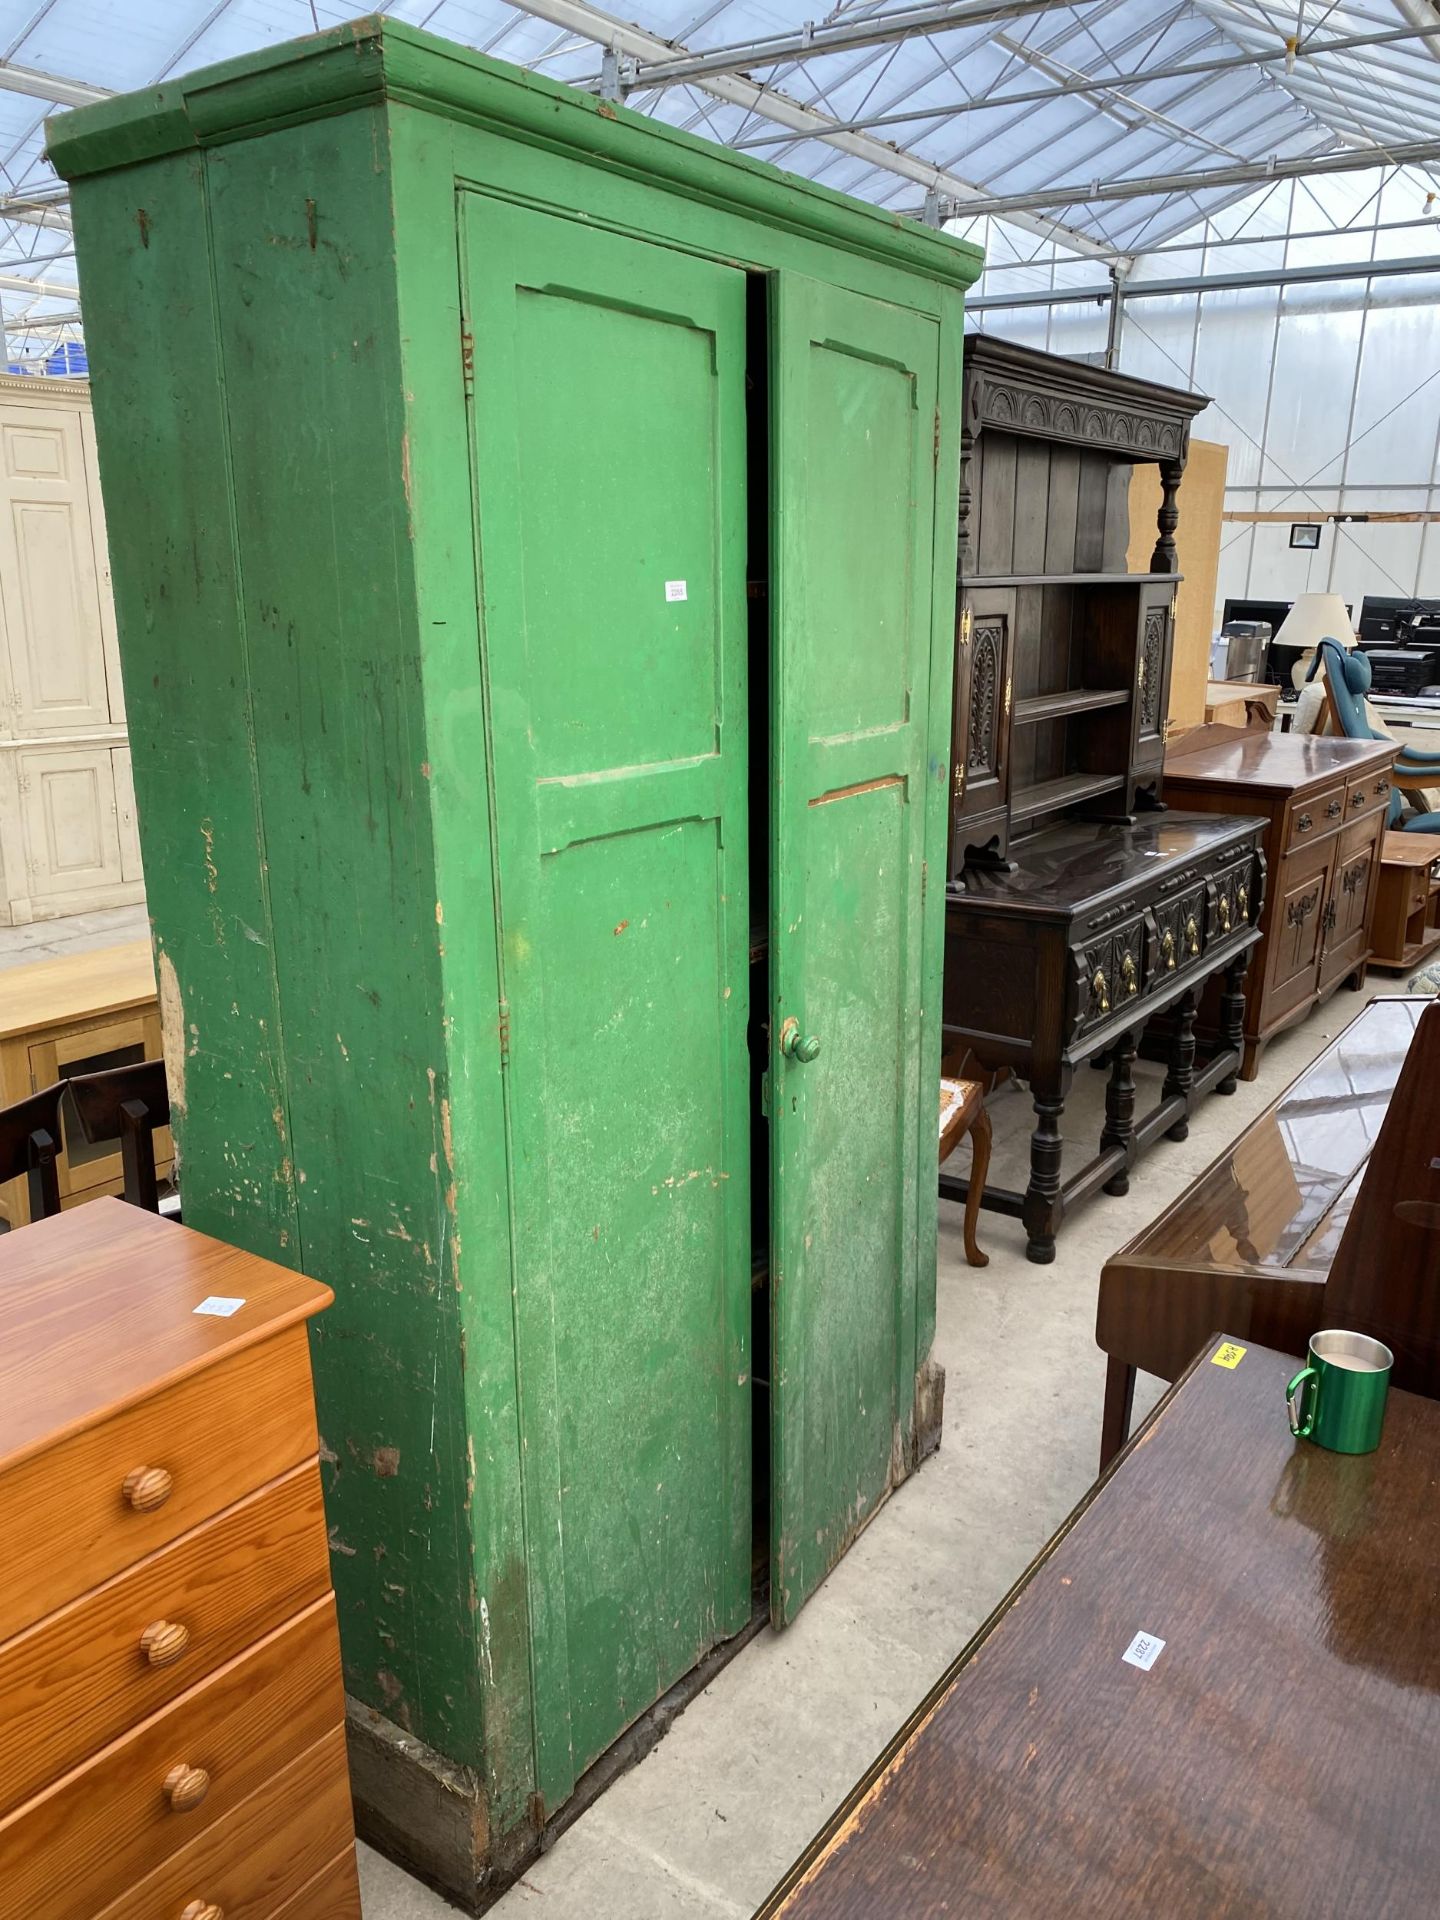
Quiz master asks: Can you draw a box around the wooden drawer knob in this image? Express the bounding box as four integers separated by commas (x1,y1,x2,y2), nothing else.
163,1763,211,1813
141,1619,191,1667
123,1466,173,1513
180,1904,223,1920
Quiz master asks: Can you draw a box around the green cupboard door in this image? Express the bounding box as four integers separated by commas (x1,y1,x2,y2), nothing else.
768,274,942,1627
461,198,753,1807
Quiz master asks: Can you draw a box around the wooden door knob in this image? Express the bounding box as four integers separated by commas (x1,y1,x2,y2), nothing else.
123,1466,173,1513
163,1763,211,1813
140,1619,190,1667
180,1904,223,1920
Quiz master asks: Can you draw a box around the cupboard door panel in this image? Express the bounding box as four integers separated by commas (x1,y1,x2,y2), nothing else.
952,588,1014,847
0,404,112,732
112,743,142,882
462,195,752,1806
768,272,940,1625
1319,829,1378,991
17,743,121,900
1270,843,1333,1021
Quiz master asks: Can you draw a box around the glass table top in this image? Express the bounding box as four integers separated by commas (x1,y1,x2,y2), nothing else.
1140,998,1424,1272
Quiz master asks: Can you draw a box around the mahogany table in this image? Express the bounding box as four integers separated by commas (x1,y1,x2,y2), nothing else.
757,1339,1440,1918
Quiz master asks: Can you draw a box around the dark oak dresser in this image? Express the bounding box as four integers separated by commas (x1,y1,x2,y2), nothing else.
943,336,1265,1262
1164,729,1394,1077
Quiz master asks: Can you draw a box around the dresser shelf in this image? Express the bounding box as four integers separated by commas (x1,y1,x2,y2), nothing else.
1014,687,1131,726
1011,770,1128,825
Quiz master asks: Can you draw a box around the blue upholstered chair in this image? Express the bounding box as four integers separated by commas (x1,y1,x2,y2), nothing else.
1306,638,1440,833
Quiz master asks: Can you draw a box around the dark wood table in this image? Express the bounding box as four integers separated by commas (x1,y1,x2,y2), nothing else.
756,1340,1440,1918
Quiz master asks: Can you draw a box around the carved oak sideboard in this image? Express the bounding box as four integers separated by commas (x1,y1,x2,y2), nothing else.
942,337,1267,1262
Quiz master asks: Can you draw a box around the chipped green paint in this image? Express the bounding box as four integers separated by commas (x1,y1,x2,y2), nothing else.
50,13,978,1869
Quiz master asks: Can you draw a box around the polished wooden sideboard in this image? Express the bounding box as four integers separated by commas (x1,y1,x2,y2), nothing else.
0,1200,359,1918
0,940,171,1228
1164,731,1394,1077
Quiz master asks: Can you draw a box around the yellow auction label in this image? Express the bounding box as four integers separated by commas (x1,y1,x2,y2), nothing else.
1210,1342,1246,1370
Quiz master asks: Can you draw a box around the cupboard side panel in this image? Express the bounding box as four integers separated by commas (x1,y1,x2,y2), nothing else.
68,157,298,1254
198,113,482,1761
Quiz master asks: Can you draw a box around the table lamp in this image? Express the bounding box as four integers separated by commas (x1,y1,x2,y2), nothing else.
1273,592,1356,690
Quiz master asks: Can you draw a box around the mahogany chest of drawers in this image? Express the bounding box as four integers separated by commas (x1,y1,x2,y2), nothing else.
0,1198,359,1918
1164,731,1395,1078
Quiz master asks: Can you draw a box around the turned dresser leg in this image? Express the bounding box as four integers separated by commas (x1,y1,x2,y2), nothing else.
1162,987,1198,1140
1216,953,1249,1095
1100,1028,1138,1196
1022,1075,1068,1264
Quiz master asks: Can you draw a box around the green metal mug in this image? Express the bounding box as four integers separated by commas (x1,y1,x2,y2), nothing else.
1286,1329,1393,1455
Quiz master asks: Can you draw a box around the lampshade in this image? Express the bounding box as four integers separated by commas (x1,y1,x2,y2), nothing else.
1274,593,1355,692
1273,593,1355,650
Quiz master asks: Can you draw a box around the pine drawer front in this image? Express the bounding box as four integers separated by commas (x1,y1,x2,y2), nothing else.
0,1327,317,1644
91,1725,353,1920
0,1594,343,1920
273,1848,364,1919
0,1461,330,1818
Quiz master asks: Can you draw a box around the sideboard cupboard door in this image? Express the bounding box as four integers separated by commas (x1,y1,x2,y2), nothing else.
461,196,754,1804
1269,838,1335,1024
767,272,942,1626
951,587,1014,867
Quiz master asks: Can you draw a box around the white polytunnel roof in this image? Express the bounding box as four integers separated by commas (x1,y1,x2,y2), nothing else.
2,0,1439,366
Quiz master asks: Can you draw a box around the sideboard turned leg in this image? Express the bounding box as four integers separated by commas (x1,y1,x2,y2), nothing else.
1216,952,1249,1095
1162,988,1198,1140
1100,1027,1138,1195
1022,1079,1067,1264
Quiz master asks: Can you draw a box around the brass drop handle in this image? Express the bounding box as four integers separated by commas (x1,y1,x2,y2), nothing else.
1186,915,1200,956
1120,952,1138,996
181,1903,224,1920
123,1466,173,1513
164,1764,211,1814
1351,790,1365,810
141,1620,191,1668
1218,896,1231,932
1238,885,1249,919
1325,799,1341,818
1091,967,1110,1015
1161,928,1176,971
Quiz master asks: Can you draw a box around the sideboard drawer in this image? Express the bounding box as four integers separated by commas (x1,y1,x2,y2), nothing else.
0,1594,343,1919
0,1460,331,1817
91,1724,353,1920
0,1326,317,1643
1344,766,1391,822
1153,885,1206,979
1287,782,1346,845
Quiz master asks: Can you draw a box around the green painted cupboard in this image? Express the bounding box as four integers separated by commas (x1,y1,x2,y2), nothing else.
48,17,981,1907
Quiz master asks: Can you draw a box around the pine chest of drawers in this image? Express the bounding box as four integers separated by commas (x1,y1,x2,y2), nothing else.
0,1197,359,1919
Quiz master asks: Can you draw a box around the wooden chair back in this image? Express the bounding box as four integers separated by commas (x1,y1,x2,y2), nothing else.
1323,1000,1440,1398
0,1082,66,1222
67,1058,171,1214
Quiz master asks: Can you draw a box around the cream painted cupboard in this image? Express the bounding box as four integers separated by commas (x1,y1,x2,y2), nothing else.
0,372,140,923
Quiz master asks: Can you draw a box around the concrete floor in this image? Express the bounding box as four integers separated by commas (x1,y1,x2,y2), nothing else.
356,979,1399,1918
0,900,150,970
2,907,1407,1914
